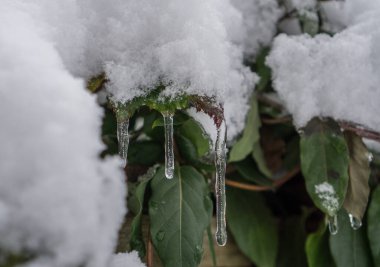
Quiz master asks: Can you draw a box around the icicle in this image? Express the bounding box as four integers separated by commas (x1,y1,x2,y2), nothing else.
116,109,130,168
215,122,227,246
348,213,362,230
368,152,374,162
328,214,338,235
163,113,174,179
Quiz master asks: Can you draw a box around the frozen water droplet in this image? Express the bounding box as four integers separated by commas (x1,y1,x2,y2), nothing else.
150,201,159,211
116,110,129,168
297,129,304,135
163,113,175,179
328,214,338,235
348,213,362,230
156,231,165,241
215,122,227,246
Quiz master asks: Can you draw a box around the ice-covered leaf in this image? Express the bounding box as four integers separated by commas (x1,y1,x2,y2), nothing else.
149,166,212,267
299,11,319,36
330,210,373,267
343,132,371,220
227,187,278,267
306,223,335,267
367,186,380,266
300,117,349,216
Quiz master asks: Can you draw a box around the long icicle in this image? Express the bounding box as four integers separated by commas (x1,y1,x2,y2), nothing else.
215,121,227,246
163,112,174,179
116,109,130,168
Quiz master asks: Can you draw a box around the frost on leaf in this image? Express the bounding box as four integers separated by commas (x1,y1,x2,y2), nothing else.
315,182,339,215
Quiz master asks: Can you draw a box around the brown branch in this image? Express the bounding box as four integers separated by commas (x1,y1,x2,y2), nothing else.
225,165,300,192
147,233,154,267
262,116,292,125
338,120,380,143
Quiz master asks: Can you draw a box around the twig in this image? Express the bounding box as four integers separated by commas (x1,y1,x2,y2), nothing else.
225,166,300,192
257,94,380,143
338,120,380,143
262,116,292,125
147,234,153,267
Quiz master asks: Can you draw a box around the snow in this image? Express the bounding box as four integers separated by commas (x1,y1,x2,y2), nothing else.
0,2,127,266
288,0,317,11
14,0,259,141
315,182,339,215
109,252,146,267
267,0,380,131
231,0,283,57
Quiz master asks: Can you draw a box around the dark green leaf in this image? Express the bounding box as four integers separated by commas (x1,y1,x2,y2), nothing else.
128,166,159,258
149,166,212,267
299,11,319,36
229,97,261,162
343,132,371,220
227,187,278,267
255,48,272,92
206,226,217,267
330,210,373,267
229,97,271,177
277,215,308,267
300,117,349,216
128,141,163,165
178,119,212,157
306,223,335,267
234,157,273,186
367,186,380,266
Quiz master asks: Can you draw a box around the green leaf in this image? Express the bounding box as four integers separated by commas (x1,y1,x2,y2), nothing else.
277,215,308,267
128,166,159,258
343,132,371,220
178,119,212,158
367,186,380,266
128,141,164,165
300,117,349,216
330,210,373,267
229,97,261,162
229,97,271,176
306,223,335,267
234,158,273,186
226,187,278,267
299,11,319,36
149,166,212,267
206,226,217,267
255,47,272,92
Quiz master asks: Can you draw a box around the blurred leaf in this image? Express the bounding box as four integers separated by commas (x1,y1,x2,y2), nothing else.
128,166,159,258
234,157,273,186
229,97,271,176
255,48,271,92
128,141,163,165
229,97,261,162
299,11,319,36
306,223,335,267
227,187,278,267
87,73,106,93
283,136,300,170
252,142,272,177
368,186,380,266
277,215,308,267
207,226,217,267
149,166,212,267
178,119,211,157
175,134,214,172
0,252,35,267
330,210,373,267
300,117,349,216
343,132,370,220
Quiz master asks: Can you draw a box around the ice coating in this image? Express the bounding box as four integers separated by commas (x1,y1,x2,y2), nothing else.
163,113,175,179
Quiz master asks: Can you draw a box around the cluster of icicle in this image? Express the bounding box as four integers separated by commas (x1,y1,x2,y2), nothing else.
114,106,228,246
